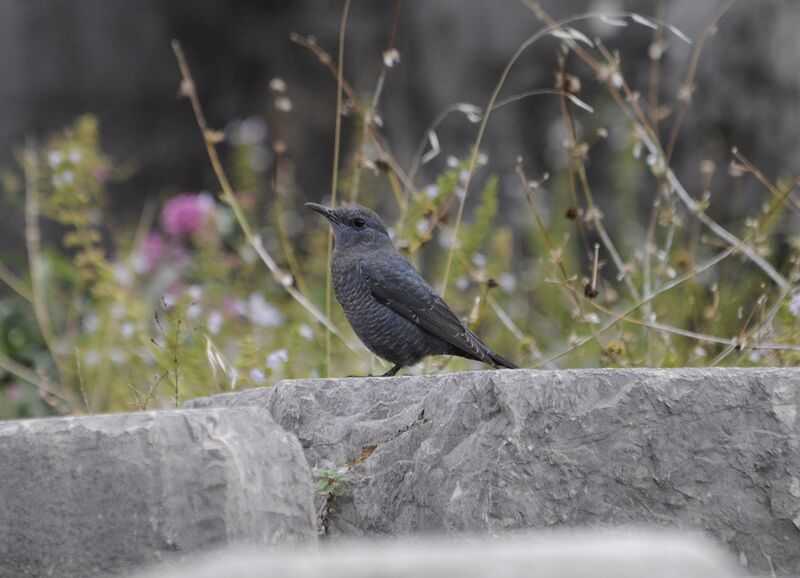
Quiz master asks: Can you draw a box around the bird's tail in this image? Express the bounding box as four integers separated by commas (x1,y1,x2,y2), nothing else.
486,349,518,369
466,328,518,369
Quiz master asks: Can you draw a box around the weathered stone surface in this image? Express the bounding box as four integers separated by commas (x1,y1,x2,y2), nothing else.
127,531,743,578
188,368,800,575
0,407,315,578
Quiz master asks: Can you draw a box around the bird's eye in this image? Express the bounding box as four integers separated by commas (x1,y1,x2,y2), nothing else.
353,218,366,228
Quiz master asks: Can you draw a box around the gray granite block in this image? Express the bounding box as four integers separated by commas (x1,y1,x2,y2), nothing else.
0,407,315,577
188,367,800,575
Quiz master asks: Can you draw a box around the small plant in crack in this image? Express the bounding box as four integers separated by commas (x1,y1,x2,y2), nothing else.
313,466,349,536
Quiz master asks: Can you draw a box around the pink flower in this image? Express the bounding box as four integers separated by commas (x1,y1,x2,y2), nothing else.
5,384,23,401
160,193,214,238
133,233,167,274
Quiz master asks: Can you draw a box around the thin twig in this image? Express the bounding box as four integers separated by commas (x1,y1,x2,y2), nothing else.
324,0,352,377
638,125,790,290
563,283,800,352
665,0,736,162
0,350,76,409
534,246,736,366
732,150,800,213
73,348,92,413
0,260,32,302
437,9,649,298
535,8,792,291
350,0,403,203
647,0,666,129
289,33,418,197
170,40,362,354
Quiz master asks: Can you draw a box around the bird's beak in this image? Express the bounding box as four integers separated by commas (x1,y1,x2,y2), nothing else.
305,202,340,224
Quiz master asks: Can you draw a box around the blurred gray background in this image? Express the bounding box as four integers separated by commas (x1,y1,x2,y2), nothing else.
0,0,797,261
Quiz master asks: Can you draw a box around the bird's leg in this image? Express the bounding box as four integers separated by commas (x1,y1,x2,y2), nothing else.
381,364,402,377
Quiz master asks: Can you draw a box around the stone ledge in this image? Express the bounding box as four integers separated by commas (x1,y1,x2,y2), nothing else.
127,530,744,578
188,367,800,576
0,407,315,578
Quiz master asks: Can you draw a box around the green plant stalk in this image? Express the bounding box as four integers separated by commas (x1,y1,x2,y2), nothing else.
325,0,352,377
0,260,32,303
23,142,73,403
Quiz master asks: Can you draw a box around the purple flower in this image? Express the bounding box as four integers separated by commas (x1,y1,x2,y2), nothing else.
160,193,214,238
247,293,286,327
5,384,23,401
133,233,167,274
267,348,289,369
790,292,800,318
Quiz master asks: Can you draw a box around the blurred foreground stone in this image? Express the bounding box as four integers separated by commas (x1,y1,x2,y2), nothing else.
189,368,800,575
127,531,743,578
0,407,315,578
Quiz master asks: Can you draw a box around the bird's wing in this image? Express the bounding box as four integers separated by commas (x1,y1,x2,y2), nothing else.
358,254,493,363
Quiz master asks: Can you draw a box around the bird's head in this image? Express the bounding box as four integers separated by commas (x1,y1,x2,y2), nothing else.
306,202,392,251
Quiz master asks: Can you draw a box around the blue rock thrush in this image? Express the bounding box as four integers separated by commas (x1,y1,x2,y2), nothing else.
307,202,518,376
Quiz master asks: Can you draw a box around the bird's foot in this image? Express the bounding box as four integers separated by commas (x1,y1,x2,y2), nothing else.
344,365,402,378
381,365,402,377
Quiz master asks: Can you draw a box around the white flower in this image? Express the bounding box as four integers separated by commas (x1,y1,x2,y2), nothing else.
267,348,289,370
248,293,286,327
187,285,204,301
131,253,148,274
61,170,75,185
109,348,126,363
298,324,314,341
197,192,215,214
471,253,487,269
436,228,461,250
233,299,248,316
48,150,64,168
121,323,135,339
113,263,132,286
274,97,293,112
498,272,517,293
186,302,203,320
84,349,100,367
68,149,83,164
416,219,429,235
424,184,439,199
455,276,470,291
82,314,100,333
162,294,176,309
110,304,125,320
446,155,459,168
382,48,401,67
229,116,268,146
789,292,800,317
455,187,466,200
249,369,266,384
207,311,223,335
269,77,287,93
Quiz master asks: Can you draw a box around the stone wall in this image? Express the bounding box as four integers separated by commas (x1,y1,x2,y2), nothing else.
188,368,800,575
1,368,798,576
0,407,315,577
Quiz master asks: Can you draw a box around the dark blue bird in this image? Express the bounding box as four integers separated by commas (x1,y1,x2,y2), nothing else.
307,202,518,376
